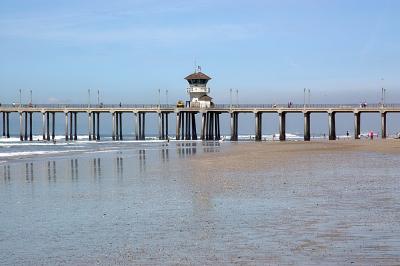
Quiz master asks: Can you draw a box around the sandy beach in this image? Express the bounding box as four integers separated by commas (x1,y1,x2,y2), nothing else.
190,139,400,172
181,140,400,264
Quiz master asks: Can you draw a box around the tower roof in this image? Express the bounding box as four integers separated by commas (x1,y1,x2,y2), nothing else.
184,72,212,80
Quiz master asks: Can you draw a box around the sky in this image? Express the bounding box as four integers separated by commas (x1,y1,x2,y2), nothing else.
1,0,399,105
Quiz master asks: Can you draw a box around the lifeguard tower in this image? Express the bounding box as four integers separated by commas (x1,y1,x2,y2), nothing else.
185,67,213,108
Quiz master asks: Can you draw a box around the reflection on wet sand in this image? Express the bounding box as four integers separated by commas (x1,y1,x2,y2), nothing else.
93,158,101,179
70,159,78,180
47,161,56,182
25,162,34,182
139,149,146,172
202,141,220,153
116,156,123,179
176,142,197,158
3,165,10,182
160,144,169,162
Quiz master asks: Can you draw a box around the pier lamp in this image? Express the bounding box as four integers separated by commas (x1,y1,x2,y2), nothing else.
236,89,239,107
19,89,22,107
230,88,233,109
88,89,91,108
158,89,161,107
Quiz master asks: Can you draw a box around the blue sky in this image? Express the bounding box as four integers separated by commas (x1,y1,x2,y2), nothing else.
1,0,399,105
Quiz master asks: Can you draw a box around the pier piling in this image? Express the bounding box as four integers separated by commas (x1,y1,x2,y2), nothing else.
279,112,286,141
381,112,387,139
65,112,69,141
304,112,311,141
328,112,336,140
354,112,361,139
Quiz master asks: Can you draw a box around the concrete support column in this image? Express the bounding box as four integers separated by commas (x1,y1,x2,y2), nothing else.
119,112,123,140
215,113,220,140
6,113,10,138
210,112,214,140
304,112,311,141
180,113,185,140
354,112,361,139
185,112,189,140
51,112,55,140
207,113,212,140
134,113,139,140
65,112,69,141
29,112,33,141
24,112,28,141
42,112,46,140
158,112,162,140
141,113,145,140
138,113,142,140
165,113,169,140
74,113,77,140
230,112,234,141
381,112,387,139
112,112,116,140
115,112,119,140
88,112,92,141
255,112,262,141
176,112,180,140
234,113,238,141
19,112,23,141
328,112,336,140
2,112,5,137
69,113,73,140
96,112,100,140
46,112,50,141
192,113,197,140
92,112,96,140
201,113,206,140
279,112,286,141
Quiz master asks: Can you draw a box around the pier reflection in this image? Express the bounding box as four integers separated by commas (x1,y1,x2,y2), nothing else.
115,156,123,179
202,141,220,153
160,144,169,163
177,142,197,158
3,165,10,182
70,159,79,181
93,158,101,179
139,149,146,172
25,162,34,182
47,161,56,182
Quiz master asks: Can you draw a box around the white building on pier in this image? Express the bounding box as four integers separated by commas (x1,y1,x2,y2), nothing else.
185,68,213,108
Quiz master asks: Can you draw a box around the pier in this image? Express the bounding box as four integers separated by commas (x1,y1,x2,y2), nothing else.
1,103,400,141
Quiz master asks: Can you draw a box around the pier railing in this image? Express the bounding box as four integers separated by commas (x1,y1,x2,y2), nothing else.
1,103,400,109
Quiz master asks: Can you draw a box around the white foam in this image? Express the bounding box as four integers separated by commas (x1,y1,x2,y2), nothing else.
0,150,68,158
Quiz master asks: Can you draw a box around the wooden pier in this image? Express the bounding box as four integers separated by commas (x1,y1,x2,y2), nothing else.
1,103,400,141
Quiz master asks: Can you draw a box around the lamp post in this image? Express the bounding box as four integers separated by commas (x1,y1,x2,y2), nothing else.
303,88,306,108
158,89,160,108
230,88,233,109
97,89,100,105
166,89,168,106
29,90,32,105
308,89,311,107
88,89,91,109
236,89,239,107
19,89,22,107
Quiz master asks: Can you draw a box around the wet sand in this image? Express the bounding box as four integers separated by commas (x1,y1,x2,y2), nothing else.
191,139,400,172
1,140,399,265
182,140,400,265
